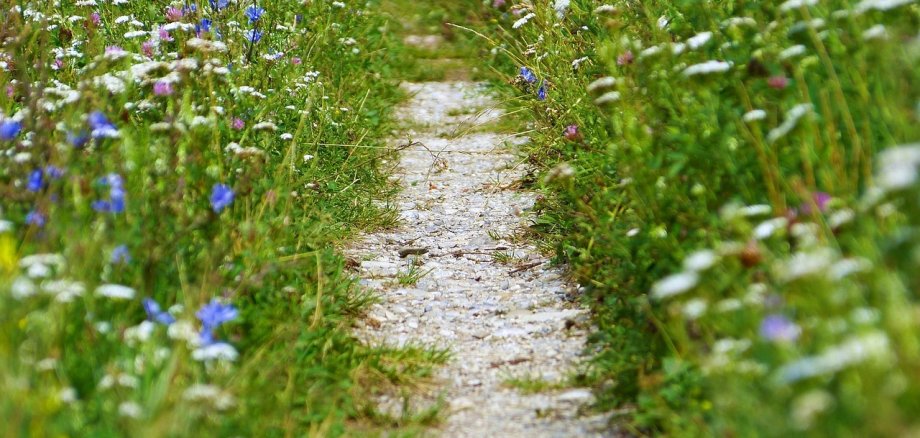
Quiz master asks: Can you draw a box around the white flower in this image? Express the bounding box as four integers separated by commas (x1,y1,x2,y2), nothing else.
58,387,78,404
43,279,86,302
792,390,833,430
776,248,836,282
829,258,871,280
183,384,236,410
777,44,805,61
587,76,617,93
855,0,915,12
876,143,920,190
280,133,293,140
779,0,818,12
95,284,136,299
774,332,891,384
682,298,708,319
512,13,536,29
11,277,37,299
651,271,699,300
192,343,239,362
753,217,789,240
862,24,888,40
683,60,732,76
743,109,767,122
767,103,813,143
168,320,201,347
683,250,719,271
553,0,570,19
118,401,143,419
686,32,713,50
594,91,621,105
125,321,156,345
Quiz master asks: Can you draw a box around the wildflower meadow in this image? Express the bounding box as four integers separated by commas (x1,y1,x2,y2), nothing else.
455,0,920,435
3,0,920,436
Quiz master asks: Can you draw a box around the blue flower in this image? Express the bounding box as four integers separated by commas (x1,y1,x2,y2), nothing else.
93,173,126,214
111,244,131,264
67,131,90,148
182,3,198,14
196,299,238,345
210,183,234,213
143,298,176,325
760,314,800,342
537,81,547,101
0,119,22,141
45,166,64,180
27,169,43,192
519,66,537,84
209,0,230,10
197,18,213,33
88,111,118,139
245,29,263,43
245,6,265,23
26,210,45,227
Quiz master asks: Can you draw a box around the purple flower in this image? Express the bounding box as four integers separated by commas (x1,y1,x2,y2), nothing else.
166,6,184,21
143,298,176,325
232,118,245,130
760,314,800,342
27,169,43,192
111,244,131,264
800,192,831,215
210,183,234,213
0,119,21,141
563,124,580,141
519,66,537,83
26,210,45,227
537,81,547,101
153,81,174,96
245,6,265,23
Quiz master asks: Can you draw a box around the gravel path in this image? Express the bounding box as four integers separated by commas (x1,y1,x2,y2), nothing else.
348,81,612,437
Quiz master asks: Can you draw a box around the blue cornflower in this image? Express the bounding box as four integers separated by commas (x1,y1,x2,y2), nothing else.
182,3,198,14
27,169,43,192
196,299,238,345
197,18,213,33
245,6,265,23
111,244,131,264
209,0,230,10
67,131,90,148
760,314,800,342
0,119,22,141
143,298,176,325
25,210,45,227
88,111,118,139
537,81,547,101
519,66,537,84
93,173,126,214
245,29,263,43
210,183,234,213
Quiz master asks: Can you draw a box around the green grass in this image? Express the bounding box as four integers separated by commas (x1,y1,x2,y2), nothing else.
440,0,920,436
0,0,447,436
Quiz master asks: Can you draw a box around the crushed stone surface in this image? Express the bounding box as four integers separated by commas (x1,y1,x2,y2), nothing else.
347,81,615,437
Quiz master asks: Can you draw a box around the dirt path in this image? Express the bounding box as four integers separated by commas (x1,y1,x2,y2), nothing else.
348,80,611,437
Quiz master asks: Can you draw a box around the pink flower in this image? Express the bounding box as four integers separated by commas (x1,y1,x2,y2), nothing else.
6,84,14,98
53,59,64,70
493,0,506,7
142,40,155,58
158,27,173,42
563,124,581,142
153,81,174,96
232,118,245,130
90,13,101,26
617,51,634,66
291,57,302,65
767,75,789,90
166,7,184,22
